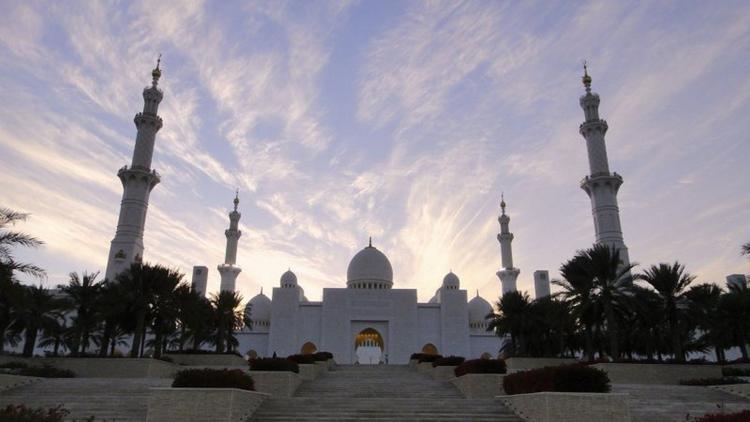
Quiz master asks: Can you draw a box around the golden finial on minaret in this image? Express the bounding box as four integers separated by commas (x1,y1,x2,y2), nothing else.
582,60,592,91
151,53,162,86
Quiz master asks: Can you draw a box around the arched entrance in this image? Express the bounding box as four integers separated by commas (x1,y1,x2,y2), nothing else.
421,343,439,355
354,328,384,364
301,342,317,355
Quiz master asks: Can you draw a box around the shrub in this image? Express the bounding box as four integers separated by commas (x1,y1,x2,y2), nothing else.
679,377,748,386
0,404,69,422
454,359,507,377
165,349,243,357
312,352,333,361
0,362,28,369
172,369,254,391
432,356,465,367
503,364,610,395
410,353,427,360
722,367,750,377
417,354,443,363
249,358,299,373
17,365,75,378
287,354,316,365
696,410,750,422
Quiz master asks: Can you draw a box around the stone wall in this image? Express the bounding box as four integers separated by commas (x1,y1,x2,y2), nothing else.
501,392,631,422
146,388,268,422
711,383,750,400
592,363,722,385
505,357,577,372
432,365,457,380
417,362,433,374
450,374,505,398
249,371,301,397
0,357,178,378
297,364,319,381
0,374,39,392
164,354,247,367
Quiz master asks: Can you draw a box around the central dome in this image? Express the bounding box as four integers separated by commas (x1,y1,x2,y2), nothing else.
347,242,393,289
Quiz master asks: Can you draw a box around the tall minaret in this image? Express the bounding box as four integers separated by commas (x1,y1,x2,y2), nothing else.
496,195,520,294
578,63,630,266
218,191,242,292
105,58,164,281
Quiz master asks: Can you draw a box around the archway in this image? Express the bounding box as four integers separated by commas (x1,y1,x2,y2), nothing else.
480,352,492,360
421,343,439,355
301,342,317,355
246,349,258,359
354,328,384,364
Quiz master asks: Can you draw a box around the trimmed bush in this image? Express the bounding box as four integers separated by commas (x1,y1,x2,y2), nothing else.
0,362,28,369
165,349,243,357
312,352,333,361
432,356,465,367
287,354,316,365
417,354,443,363
722,367,750,377
0,404,69,422
172,368,254,391
249,357,299,373
696,410,750,422
17,365,75,378
679,377,748,386
503,364,610,395
454,359,507,377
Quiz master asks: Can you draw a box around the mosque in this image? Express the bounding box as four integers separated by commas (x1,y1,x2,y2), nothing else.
104,60,630,364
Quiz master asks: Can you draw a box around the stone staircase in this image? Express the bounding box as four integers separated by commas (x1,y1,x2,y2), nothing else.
251,365,522,421
0,377,171,421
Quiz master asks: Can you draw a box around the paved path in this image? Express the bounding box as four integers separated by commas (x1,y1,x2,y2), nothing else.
250,364,522,421
614,383,750,421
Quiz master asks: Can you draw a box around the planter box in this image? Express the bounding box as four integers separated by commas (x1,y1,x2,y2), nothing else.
314,360,329,375
711,383,750,400
164,354,247,367
297,363,319,381
450,373,505,398
0,374,39,392
248,371,302,397
501,392,631,422
592,363,722,385
327,359,336,370
409,359,418,369
432,365,458,380
0,357,179,378
417,362,434,374
146,388,268,422
505,357,578,372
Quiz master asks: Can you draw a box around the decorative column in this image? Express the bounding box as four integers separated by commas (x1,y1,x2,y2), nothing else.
578,63,630,266
105,58,164,281
218,192,242,292
496,195,520,294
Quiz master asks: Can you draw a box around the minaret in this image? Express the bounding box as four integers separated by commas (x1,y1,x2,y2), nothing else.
496,195,520,294
578,63,630,266
105,58,164,281
218,191,242,292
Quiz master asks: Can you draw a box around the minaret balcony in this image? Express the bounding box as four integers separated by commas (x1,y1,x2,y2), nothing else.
580,172,623,195
579,119,608,136
117,166,161,188
134,112,163,130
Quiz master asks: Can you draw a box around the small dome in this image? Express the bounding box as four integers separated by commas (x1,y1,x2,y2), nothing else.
280,269,297,288
347,242,393,289
442,272,460,290
245,291,271,325
468,295,493,323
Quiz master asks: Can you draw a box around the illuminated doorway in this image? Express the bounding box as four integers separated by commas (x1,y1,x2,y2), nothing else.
421,343,439,355
355,328,384,364
301,342,317,355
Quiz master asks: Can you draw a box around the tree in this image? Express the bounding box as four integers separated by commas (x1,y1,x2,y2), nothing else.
210,291,243,353
0,208,45,279
742,241,750,258
15,285,64,357
0,269,24,353
637,262,696,362
487,291,532,356
686,283,730,363
554,255,598,361
60,271,103,354
116,263,164,357
720,282,750,360
149,266,186,358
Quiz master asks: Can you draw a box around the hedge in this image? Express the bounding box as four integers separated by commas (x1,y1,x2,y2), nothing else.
432,356,465,367
287,354,316,365
172,368,254,391
679,377,748,386
0,362,28,369
454,359,507,377
722,367,750,377
503,364,610,395
312,352,333,361
17,365,75,378
249,357,299,373
696,410,750,422
164,349,243,357
417,354,443,363
0,405,69,422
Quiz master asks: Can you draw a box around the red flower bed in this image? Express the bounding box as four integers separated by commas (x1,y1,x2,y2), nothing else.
432,356,465,367
172,368,254,391
503,364,610,395
696,410,750,421
454,359,507,377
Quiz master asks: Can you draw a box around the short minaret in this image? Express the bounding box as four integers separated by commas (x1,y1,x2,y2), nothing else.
218,192,242,292
105,58,164,281
496,195,520,294
578,63,630,266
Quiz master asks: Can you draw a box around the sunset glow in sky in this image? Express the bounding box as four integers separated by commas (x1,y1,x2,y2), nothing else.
1,1,749,302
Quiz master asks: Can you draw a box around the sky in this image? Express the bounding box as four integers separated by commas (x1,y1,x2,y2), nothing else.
0,0,749,303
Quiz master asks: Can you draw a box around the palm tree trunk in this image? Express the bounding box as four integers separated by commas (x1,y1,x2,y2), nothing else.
22,326,38,357
605,304,619,359
670,318,684,362
584,324,594,361
99,321,113,357
153,328,163,358
130,310,146,357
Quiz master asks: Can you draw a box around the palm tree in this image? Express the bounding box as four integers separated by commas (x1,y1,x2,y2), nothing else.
637,262,695,362
0,269,24,353
487,291,532,357
149,266,186,358
0,208,45,279
554,255,598,361
116,263,159,357
742,241,750,258
686,283,730,363
720,282,750,360
15,285,64,357
60,271,103,354
210,291,243,353
94,280,132,357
